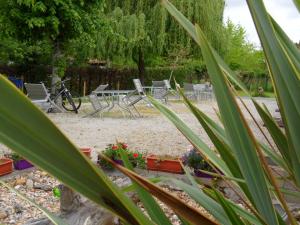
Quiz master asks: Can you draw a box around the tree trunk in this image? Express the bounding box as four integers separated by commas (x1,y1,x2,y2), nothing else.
24,185,117,225
138,47,145,85
51,41,63,110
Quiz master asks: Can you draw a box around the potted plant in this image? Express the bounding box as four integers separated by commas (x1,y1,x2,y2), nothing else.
182,148,215,178
146,154,183,174
80,147,92,158
0,155,13,176
9,153,34,170
98,143,145,170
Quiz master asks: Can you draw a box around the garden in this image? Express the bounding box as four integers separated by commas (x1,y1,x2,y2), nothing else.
0,0,300,225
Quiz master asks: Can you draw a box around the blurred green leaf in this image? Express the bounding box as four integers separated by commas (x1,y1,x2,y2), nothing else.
292,0,300,12
214,189,245,225
0,75,152,225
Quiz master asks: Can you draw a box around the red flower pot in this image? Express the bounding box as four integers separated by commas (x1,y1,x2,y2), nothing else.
80,148,92,158
14,159,34,170
0,158,13,176
146,155,183,174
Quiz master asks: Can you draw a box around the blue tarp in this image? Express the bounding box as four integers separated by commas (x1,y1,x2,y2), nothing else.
8,76,23,89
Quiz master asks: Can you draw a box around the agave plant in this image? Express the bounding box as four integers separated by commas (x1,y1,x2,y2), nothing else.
0,0,299,224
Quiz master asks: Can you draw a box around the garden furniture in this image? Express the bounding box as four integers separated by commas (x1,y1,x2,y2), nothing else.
194,83,214,101
152,80,168,102
183,83,197,100
121,79,150,118
84,93,110,118
24,83,63,112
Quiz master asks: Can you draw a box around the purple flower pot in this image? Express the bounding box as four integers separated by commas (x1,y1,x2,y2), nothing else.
113,159,124,166
14,159,34,170
194,169,214,178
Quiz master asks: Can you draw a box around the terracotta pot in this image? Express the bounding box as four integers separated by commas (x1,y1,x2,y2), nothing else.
14,159,34,170
146,155,183,174
0,158,13,176
80,148,92,158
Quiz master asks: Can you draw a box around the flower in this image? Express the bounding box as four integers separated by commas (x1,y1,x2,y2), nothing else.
112,145,118,150
133,153,139,158
122,143,128,149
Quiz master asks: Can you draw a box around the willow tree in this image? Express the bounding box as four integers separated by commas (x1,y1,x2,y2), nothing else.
80,0,226,83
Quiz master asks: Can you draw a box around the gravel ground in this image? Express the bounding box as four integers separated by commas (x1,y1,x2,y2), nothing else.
0,97,279,158
0,169,213,225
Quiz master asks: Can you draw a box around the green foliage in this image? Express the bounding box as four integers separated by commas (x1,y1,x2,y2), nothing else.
224,20,266,75
0,0,104,77
182,148,214,171
98,143,146,170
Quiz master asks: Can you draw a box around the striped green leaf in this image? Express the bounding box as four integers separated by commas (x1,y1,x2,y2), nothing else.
253,101,292,169
245,0,300,185
194,23,277,224
270,17,300,79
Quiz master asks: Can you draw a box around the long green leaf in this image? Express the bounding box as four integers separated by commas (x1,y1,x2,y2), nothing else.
270,16,300,79
118,150,172,225
253,101,292,169
246,0,300,184
122,177,162,193
169,179,231,225
178,89,255,200
214,189,245,225
148,96,231,176
0,76,152,225
292,0,300,12
193,24,277,224
204,189,264,225
180,89,241,176
0,181,68,225
101,155,218,225
260,143,291,174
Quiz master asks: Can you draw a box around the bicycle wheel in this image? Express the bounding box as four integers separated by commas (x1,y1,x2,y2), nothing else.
62,91,82,113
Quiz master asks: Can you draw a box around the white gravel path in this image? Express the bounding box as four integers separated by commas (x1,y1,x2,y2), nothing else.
0,97,279,157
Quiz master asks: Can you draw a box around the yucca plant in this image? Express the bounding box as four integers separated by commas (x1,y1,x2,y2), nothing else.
0,0,299,224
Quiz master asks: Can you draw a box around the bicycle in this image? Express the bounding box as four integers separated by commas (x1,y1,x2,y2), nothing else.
51,78,82,114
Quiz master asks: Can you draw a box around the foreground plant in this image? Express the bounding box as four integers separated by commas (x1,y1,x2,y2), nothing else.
0,0,300,225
